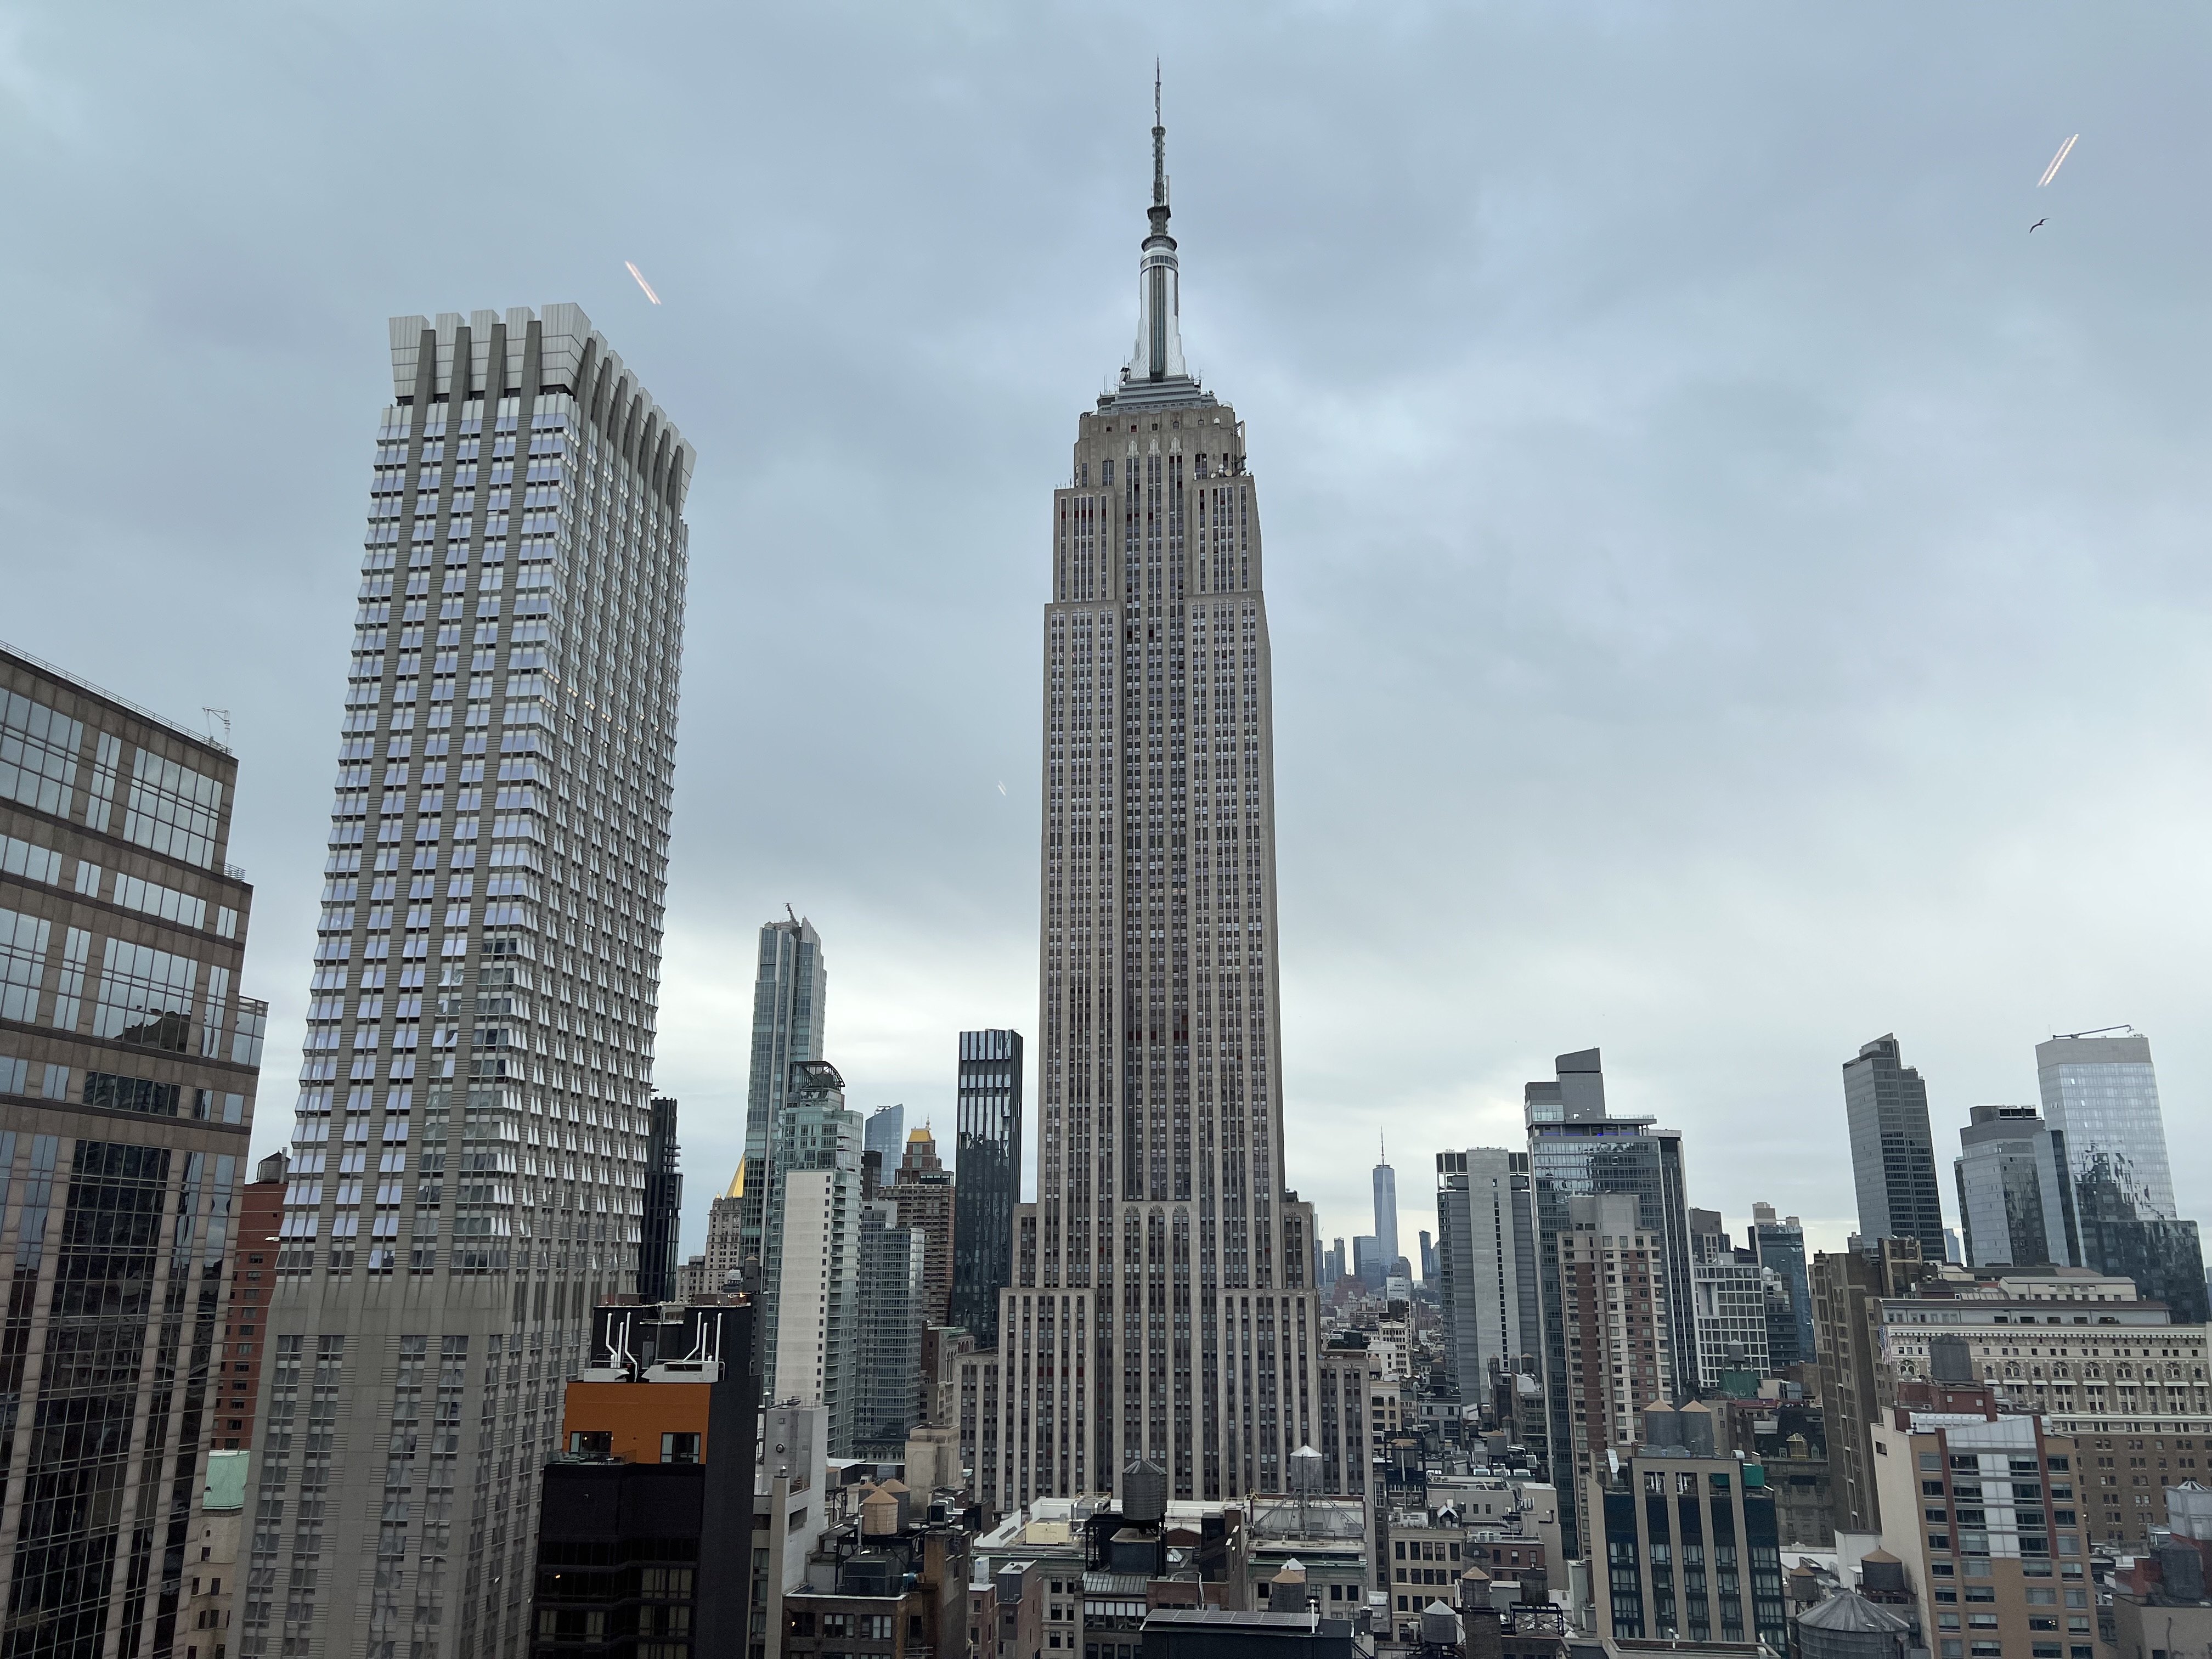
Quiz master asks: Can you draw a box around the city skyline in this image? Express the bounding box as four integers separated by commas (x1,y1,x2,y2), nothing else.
5,10,2212,1275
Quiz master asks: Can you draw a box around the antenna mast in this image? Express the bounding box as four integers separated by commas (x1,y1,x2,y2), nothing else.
1152,61,1166,207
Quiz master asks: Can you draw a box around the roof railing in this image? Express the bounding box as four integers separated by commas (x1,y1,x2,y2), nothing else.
0,637,235,755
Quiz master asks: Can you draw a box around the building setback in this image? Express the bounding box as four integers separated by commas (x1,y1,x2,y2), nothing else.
949,1028,1022,1348
254,305,691,1659
0,645,267,1658
995,97,1323,1511
1843,1034,1948,1262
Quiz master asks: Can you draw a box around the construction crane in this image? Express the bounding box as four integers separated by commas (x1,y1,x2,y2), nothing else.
2050,1024,2135,1040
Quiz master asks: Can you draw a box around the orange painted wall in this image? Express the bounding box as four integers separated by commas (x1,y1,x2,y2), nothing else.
558,1381,713,1463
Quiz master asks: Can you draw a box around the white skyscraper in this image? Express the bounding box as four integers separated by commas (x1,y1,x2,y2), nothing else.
250,306,690,1659
992,92,1322,1510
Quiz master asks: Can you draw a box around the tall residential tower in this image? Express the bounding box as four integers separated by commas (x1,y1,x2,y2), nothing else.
256,307,690,1659
992,95,1322,1509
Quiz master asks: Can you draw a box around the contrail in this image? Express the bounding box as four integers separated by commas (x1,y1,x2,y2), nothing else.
2038,133,2078,188
624,261,662,304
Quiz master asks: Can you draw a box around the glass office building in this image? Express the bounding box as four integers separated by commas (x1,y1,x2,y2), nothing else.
0,644,267,1659
949,1029,1022,1347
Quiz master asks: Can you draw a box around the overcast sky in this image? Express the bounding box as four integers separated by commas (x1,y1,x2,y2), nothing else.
4,4,2210,1265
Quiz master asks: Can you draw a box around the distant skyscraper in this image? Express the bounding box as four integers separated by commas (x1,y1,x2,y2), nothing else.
1749,1201,1814,1367
1418,1228,1435,1284
853,1192,926,1458
1373,1142,1400,1266
1434,1148,1537,1408
864,1103,905,1169
1352,1235,1384,1289
1954,1105,2069,1269
1842,1032,1948,1261
763,1060,862,1453
893,1125,955,1327
734,915,826,1261
260,305,691,1659
639,1094,682,1301
997,93,1323,1509
2038,1031,2207,1322
949,1028,1022,1346
2038,1031,2177,1218
1525,1047,1694,1556
0,645,267,1657
1327,1236,1346,1284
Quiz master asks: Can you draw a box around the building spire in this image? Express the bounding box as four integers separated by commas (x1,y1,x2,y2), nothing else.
1153,60,1167,211
1124,67,1187,385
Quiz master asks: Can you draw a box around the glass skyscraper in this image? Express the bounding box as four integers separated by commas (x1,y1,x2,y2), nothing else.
1842,1032,1948,1261
0,644,267,1659
949,1028,1022,1347
1748,1201,1814,1365
2037,1032,2177,1221
991,97,1322,1510
254,306,690,1659
2036,1031,2205,1322
730,915,825,1265
1953,1104,2069,1269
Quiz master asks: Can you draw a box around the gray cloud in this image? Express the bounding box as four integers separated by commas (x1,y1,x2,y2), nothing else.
2,4,2208,1262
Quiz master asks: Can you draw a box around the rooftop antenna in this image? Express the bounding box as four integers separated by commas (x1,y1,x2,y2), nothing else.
1152,60,1166,208
202,707,231,745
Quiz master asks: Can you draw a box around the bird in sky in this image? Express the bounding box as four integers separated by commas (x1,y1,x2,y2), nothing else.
2030,218,2047,233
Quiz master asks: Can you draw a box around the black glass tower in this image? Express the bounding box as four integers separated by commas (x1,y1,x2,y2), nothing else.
950,1029,1022,1346
640,1096,682,1303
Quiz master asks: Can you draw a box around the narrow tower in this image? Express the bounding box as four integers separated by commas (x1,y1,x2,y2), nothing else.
994,88,1321,1509
254,307,691,1659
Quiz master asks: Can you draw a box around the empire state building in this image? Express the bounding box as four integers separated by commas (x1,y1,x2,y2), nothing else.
992,98,1321,1509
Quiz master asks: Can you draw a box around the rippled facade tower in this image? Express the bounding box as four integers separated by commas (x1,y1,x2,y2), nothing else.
991,101,1321,1509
